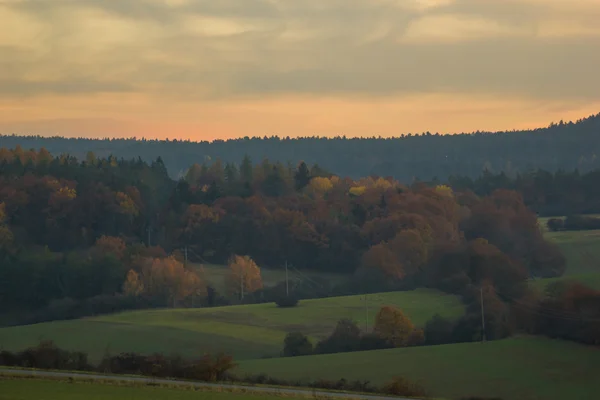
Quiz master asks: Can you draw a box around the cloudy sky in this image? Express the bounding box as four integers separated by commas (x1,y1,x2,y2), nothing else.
1,0,600,140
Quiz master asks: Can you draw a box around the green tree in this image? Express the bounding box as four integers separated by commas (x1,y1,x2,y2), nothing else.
283,332,313,357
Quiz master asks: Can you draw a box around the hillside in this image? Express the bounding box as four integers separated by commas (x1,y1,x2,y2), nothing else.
0,289,464,362
237,336,600,400
1,113,599,181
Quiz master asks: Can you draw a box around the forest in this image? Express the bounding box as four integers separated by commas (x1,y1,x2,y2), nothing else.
0,113,599,182
0,145,598,348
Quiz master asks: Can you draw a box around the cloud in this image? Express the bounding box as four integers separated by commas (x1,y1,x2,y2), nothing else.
1,0,599,101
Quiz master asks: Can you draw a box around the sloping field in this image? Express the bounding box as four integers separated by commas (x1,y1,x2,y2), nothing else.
544,229,600,276
237,336,600,400
533,220,600,291
0,289,464,362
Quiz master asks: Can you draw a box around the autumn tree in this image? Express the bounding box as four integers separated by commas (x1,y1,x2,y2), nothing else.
124,256,206,307
306,176,333,197
373,306,415,347
122,269,144,296
361,229,428,280
92,235,126,260
0,202,14,255
225,255,263,299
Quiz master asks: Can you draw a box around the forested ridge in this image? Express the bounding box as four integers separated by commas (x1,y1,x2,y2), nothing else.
1,112,599,181
0,144,598,349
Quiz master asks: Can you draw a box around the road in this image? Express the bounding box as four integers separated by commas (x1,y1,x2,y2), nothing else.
0,368,409,399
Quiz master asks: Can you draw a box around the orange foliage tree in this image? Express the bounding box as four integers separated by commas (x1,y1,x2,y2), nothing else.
123,256,206,307
225,255,263,299
373,305,416,347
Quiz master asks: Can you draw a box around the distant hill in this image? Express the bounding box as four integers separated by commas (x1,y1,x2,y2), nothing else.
1,113,599,181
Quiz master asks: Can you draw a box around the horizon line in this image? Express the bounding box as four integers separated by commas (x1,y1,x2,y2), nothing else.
0,112,597,145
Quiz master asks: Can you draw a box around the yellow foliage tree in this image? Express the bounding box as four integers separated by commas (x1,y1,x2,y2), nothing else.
349,186,367,197
435,184,454,197
226,255,263,299
116,192,139,217
373,306,415,347
307,176,333,195
123,269,144,296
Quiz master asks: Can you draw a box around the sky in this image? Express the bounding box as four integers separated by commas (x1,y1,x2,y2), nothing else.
1,0,600,141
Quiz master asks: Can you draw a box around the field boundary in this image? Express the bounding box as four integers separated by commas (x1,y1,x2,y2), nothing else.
0,367,415,400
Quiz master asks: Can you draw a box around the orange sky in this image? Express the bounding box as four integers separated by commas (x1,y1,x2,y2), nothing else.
1,0,600,141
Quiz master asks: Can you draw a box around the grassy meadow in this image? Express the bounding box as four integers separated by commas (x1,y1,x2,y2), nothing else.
0,289,464,362
0,378,298,400
237,336,600,400
533,216,600,291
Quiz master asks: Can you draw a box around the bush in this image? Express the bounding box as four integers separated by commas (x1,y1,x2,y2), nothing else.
10,340,91,371
275,294,299,308
358,333,391,351
407,328,426,346
425,314,456,345
316,319,362,354
382,376,427,397
563,215,600,231
546,218,564,232
283,332,313,357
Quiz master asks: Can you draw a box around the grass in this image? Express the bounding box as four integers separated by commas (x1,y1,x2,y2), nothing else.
0,377,318,400
0,289,464,363
543,229,600,276
237,336,600,400
532,216,600,292
530,272,600,292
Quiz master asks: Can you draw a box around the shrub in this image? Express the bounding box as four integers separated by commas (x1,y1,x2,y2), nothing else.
407,328,426,346
316,319,362,354
563,215,600,231
382,376,427,397
358,333,391,351
546,218,564,232
424,314,456,345
283,332,313,357
275,294,299,308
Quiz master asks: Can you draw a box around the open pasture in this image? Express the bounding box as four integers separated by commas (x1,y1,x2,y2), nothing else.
237,336,600,400
0,289,464,363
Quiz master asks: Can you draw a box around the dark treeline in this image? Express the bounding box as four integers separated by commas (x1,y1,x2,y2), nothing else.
448,167,600,217
0,340,427,398
1,113,599,182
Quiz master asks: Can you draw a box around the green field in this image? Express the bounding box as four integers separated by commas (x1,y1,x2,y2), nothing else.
533,217,600,291
237,336,600,400
0,378,294,400
530,272,600,292
543,229,600,276
0,289,464,362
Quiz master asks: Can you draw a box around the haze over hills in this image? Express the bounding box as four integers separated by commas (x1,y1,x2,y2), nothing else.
0,113,599,182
